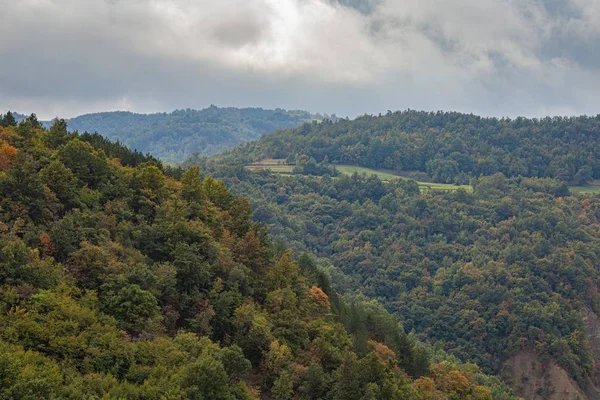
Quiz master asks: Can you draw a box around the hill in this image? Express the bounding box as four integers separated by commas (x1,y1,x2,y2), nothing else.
192,111,600,398
200,165,600,398
3,107,324,163
0,115,512,398
61,106,323,163
215,110,600,186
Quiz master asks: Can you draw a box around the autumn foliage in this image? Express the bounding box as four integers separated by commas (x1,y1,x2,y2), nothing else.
308,285,331,314
0,117,515,399
0,142,17,171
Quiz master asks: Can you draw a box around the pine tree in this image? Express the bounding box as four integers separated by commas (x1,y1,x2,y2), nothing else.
1,111,17,127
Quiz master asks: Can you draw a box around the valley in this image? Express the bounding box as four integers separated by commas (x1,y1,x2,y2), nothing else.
4,109,600,399
5,1,600,398
196,111,600,399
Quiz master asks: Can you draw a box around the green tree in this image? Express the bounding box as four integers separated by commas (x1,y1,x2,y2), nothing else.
180,353,234,400
103,284,160,334
1,111,17,127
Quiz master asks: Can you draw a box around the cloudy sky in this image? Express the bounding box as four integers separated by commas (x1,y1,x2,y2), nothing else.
1,0,599,119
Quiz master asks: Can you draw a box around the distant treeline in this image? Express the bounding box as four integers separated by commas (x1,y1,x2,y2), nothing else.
217,110,600,185
8,106,324,163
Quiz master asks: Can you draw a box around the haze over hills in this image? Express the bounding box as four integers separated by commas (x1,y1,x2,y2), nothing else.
13,106,329,163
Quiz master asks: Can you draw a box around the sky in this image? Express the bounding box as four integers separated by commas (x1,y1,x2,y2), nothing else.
1,0,599,119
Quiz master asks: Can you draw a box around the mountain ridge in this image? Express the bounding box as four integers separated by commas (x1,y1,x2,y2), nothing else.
8,106,332,163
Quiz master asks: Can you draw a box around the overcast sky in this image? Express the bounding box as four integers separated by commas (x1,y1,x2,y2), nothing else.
1,0,599,119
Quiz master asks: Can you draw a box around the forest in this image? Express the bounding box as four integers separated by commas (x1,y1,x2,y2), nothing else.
51,106,320,163
189,111,600,398
0,113,513,399
213,110,600,186
202,168,600,382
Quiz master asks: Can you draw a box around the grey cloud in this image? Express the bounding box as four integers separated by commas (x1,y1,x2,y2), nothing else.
0,0,599,119
212,18,267,48
336,0,381,14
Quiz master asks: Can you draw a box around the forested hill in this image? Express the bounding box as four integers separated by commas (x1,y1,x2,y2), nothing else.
217,110,600,185
197,163,600,399
0,115,513,398
4,107,323,163
191,109,600,398
60,106,321,163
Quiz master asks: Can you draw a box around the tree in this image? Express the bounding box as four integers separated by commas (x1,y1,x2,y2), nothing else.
226,197,252,238
26,113,43,129
58,138,110,188
299,363,327,399
574,166,593,186
173,242,214,293
332,352,361,400
272,369,294,400
1,111,17,127
39,160,80,208
102,284,160,334
0,142,17,171
180,353,234,400
45,118,70,148
181,166,207,203
204,177,233,209
219,345,251,381
308,285,331,315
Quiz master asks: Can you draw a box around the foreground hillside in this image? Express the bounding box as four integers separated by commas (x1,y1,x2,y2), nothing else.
0,116,512,398
60,106,320,163
215,111,600,186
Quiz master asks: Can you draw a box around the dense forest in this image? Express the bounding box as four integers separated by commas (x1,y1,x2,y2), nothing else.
49,106,322,163
0,113,513,398
195,128,600,397
214,111,600,185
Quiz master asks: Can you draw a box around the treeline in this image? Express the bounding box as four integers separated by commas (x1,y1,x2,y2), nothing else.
1,111,24,128
197,161,600,391
59,106,321,163
0,119,512,398
217,110,600,185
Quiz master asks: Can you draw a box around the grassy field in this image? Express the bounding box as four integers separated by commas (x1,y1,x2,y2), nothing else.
245,161,473,192
569,179,600,194
245,161,600,195
245,164,295,173
335,165,473,192
570,185,600,194
335,165,405,181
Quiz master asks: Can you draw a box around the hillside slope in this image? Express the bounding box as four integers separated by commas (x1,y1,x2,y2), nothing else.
63,106,321,163
5,107,323,163
216,110,600,185
0,117,513,398
198,140,600,398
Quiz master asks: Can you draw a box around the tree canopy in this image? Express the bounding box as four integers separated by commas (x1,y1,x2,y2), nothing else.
213,110,600,185
0,118,511,399
59,106,322,163
197,125,600,397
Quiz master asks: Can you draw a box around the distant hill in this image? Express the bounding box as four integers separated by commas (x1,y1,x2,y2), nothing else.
192,109,600,398
217,110,600,186
53,106,325,163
